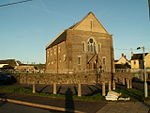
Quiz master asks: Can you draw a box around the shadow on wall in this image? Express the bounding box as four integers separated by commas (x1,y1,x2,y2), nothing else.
65,88,74,113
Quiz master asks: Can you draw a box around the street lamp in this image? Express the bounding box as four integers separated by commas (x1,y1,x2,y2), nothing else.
137,46,148,97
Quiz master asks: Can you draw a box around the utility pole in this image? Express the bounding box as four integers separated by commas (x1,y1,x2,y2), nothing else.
137,46,148,97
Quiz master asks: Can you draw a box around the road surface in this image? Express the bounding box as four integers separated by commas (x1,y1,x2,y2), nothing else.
0,101,64,113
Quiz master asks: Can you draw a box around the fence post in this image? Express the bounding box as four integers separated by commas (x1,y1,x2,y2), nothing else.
53,83,57,94
78,83,82,97
129,79,132,88
122,78,125,85
102,82,106,96
112,80,116,90
126,79,130,88
108,81,111,91
32,83,36,93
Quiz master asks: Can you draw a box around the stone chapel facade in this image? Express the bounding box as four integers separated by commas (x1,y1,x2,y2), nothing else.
46,12,114,74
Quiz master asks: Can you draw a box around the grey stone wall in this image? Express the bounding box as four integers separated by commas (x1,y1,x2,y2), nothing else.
13,72,133,85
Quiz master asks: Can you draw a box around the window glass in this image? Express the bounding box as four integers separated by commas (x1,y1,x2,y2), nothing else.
87,38,97,53
78,57,81,64
82,43,85,51
63,54,66,61
134,61,136,65
103,57,106,65
58,47,61,53
98,43,101,52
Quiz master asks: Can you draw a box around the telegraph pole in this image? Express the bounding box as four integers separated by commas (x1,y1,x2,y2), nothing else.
137,46,148,97
143,47,148,97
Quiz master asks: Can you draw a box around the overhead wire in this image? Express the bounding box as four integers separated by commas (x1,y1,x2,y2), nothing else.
0,0,33,8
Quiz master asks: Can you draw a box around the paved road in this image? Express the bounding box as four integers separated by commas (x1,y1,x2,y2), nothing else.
0,101,64,113
0,91,106,113
1,101,149,113
96,102,150,113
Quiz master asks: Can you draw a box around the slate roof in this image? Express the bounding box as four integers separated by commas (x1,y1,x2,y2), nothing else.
46,12,108,49
0,59,19,67
46,30,67,49
131,53,148,60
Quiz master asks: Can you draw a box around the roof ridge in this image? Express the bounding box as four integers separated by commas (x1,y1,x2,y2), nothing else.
69,12,109,34
46,30,66,49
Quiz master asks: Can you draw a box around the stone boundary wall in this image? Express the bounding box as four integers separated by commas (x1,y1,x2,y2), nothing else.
115,72,133,79
12,72,133,96
13,72,133,85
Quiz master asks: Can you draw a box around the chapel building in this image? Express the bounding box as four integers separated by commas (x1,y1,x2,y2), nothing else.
46,12,114,74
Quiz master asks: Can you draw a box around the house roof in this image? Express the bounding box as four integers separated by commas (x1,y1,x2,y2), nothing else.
46,12,109,49
0,59,19,67
115,53,130,65
15,65,35,70
114,60,118,62
46,30,67,49
131,53,148,60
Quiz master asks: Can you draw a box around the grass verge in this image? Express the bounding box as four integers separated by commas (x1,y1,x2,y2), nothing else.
1,86,147,102
115,88,144,101
0,86,105,102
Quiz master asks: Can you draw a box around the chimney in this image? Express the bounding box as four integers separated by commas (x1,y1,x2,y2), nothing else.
131,52,134,57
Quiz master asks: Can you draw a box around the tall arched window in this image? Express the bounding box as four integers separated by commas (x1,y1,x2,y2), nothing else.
88,42,90,51
90,19,93,31
87,38,97,53
98,43,101,52
82,42,86,52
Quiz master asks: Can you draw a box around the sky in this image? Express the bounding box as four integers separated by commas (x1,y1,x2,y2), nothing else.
0,0,150,64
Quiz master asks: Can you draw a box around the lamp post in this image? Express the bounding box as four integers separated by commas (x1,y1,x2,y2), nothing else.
137,46,148,97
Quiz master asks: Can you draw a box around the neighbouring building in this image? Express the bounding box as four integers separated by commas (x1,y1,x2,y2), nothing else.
131,53,150,69
15,65,36,73
15,64,45,73
46,12,114,74
115,53,131,69
0,59,19,69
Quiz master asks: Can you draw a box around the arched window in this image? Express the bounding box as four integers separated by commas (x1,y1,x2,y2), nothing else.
47,50,49,57
102,57,106,65
82,42,86,52
90,19,93,31
93,42,96,52
98,43,101,52
88,42,90,51
77,56,81,65
87,38,97,53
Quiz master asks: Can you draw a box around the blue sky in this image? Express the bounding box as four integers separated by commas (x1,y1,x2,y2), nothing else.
0,0,150,64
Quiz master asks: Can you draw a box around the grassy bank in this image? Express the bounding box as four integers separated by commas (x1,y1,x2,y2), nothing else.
0,85,148,102
0,86,105,102
115,88,144,101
